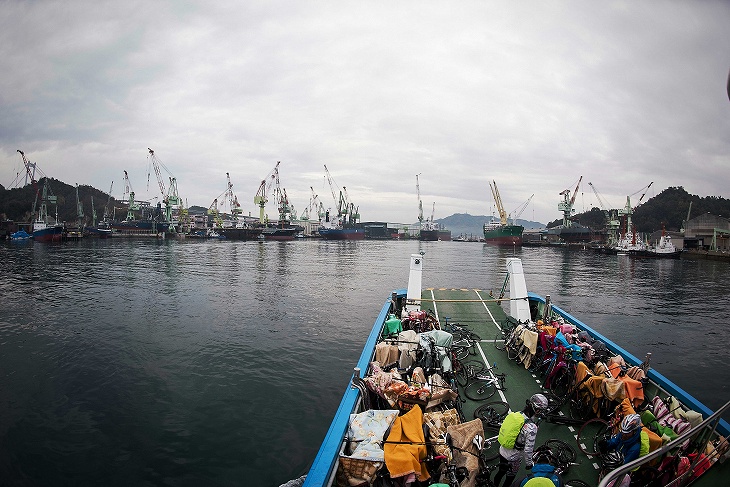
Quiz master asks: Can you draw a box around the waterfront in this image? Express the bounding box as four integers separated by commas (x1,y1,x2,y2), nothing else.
1,239,728,486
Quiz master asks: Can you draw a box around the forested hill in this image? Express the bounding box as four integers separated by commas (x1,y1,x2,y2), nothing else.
1,178,115,225
546,186,730,233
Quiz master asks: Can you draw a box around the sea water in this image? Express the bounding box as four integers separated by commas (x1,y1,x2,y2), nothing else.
0,239,727,486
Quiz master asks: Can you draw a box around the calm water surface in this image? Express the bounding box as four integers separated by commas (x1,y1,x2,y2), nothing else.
0,239,727,486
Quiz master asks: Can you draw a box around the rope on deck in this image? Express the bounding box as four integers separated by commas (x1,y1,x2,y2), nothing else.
410,296,527,303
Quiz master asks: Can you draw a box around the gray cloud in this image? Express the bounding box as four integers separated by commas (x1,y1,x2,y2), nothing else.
2,0,729,224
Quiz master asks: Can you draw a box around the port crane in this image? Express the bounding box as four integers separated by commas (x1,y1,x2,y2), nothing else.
588,182,621,246
416,174,439,232
254,161,280,224
323,165,359,225
301,187,325,221
122,170,142,221
147,148,183,232
272,166,296,222
102,181,114,223
75,184,84,230
488,180,508,226
558,176,583,228
618,182,653,245
509,194,534,224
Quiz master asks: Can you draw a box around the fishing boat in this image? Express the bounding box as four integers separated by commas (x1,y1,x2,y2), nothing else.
302,254,730,487
632,230,682,260
32,179,65,242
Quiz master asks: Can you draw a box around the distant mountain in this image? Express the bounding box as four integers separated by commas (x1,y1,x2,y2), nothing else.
433,213,545,239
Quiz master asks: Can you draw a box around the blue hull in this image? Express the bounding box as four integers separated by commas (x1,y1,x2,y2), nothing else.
318,228,365,240
33,226,64,242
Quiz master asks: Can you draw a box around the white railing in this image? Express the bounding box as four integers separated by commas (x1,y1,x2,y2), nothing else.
598,400,730,487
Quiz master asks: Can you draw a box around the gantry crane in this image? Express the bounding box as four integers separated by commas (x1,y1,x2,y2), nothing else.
558,176,583,227
489,180,508,226
254,161,280,224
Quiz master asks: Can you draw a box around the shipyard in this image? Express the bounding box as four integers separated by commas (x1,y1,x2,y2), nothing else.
3,157,729,264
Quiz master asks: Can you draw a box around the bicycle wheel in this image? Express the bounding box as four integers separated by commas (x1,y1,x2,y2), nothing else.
455,360,486,387
480,426,501,462
494,331,507,351
564,481,590,487
576,417,610,456
474,400,510,428
569,391,593,421
464,378,496,401
506,338,521,361
544,439,576,466
550,367,572,397
543,391,564,415
452,343,471,361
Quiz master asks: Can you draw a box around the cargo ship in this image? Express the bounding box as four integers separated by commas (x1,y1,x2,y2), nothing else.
318,212,365,240
419,227,452,241
302,254,730,487
483,218,523,246
483,180,524,246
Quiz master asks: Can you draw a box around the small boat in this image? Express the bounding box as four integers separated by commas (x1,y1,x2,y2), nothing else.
303,254,730,486
10,229,31,240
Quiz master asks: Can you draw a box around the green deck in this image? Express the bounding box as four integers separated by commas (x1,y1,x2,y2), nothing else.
422,287,730,487
424,287,608,486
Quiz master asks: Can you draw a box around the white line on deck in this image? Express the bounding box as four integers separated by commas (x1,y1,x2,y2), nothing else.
473,289,500,328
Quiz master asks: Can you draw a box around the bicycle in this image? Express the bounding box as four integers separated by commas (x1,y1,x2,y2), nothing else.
433,432,501,487
463,371,507,401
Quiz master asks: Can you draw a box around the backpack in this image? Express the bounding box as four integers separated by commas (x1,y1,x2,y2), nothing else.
498,412,525,449
519,464,561,487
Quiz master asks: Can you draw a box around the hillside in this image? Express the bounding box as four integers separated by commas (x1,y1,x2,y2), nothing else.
547,186,730,233
435,213,545,239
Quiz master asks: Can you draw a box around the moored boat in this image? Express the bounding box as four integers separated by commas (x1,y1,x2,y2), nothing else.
484,180,524,246
302,254,730,487
31,179,65,242
632,230,682,259
483,218,524,246
261,224,301,241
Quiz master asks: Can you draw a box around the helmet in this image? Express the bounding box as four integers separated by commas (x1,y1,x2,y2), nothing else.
601,450,624,470
620,413,642,434
528,393,549,414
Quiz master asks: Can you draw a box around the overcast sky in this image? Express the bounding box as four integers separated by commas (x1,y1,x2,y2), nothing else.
2,1,729,225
